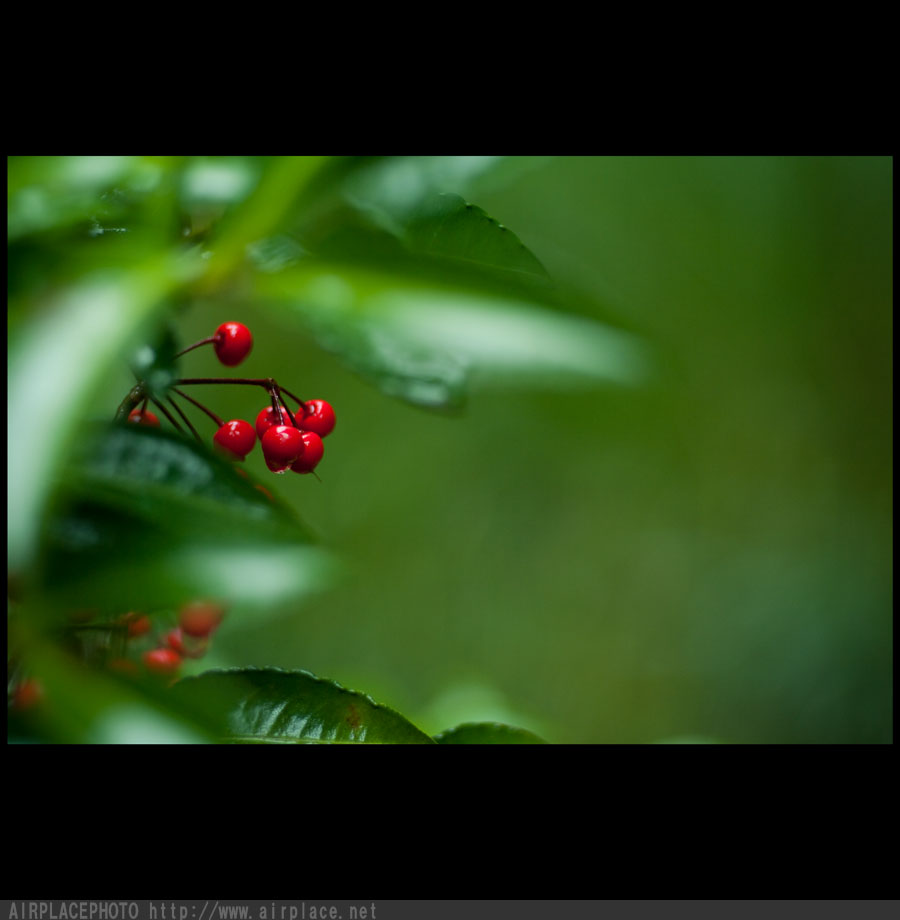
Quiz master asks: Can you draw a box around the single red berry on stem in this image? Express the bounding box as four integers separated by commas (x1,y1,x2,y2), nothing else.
213,419,256,460
128,408,160,427
255,405,294,439
143,648,181,674
299,399,336,438
290,431,324,474
261,425,304,473
213,322,253,367
179,601,225,638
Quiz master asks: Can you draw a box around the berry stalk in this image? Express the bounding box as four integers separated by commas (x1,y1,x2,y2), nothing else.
167,396,203,444
150,397,185,434
278,386,308,414
170,387,224,426
175,377,279,390
174,336,217,359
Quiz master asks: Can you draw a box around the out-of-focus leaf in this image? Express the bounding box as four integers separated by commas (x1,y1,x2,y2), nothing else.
434,723,548,744
8,256,201,574
180,157,261,207
341,156,555,232
38,425,336,616
129,322,180,399
255,261,649,410
6,636,212,744
170,668,435,744
201,156,330,287
7,156,175,240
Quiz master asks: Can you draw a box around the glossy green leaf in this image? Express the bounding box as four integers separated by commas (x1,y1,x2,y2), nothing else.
171,668,435,743
434,723,548,744
38,425,336,616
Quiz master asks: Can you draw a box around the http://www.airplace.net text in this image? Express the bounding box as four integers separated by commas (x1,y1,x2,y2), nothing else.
6,904,377,920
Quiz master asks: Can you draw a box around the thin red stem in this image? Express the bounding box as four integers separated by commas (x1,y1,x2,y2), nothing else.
271,391,283,424
176,377,276,388
150,397,185,434
279,397,297,427
170,387,224,427
174,336,217,359
278,386,308,414
167,396,203,444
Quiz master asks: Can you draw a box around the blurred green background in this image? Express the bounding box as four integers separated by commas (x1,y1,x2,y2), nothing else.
9,156,893,743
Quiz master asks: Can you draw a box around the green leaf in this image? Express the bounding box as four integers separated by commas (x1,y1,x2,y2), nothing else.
201,156,330,286
251,184,647,411
403,193,551,286
8,256,201,574
341,156,555,230
434,723,548,744
255,261,649,410
7,635,212,744
38,425,336,616
7,156,174,240
170,668,436,744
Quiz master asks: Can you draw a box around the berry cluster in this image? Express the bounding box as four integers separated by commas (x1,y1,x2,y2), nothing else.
119,322,336,477
114,601,226,679
8,601,226,710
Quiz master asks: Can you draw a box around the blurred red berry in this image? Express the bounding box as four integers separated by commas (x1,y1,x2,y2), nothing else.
128,408,160,427
143,648,181,674
12,678,45,711
178,601,225,638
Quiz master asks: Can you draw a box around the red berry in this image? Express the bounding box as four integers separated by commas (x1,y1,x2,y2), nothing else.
255,405,296,439
290,431,324,474
178,601,225,638
165,628,187,655
213,322,253,367
299,399,336,438
143,648,181,674
213,419,256,460
261,425,304,473
120,612,152,638
164,627,208,659
13,678,45,711
128,408,160,427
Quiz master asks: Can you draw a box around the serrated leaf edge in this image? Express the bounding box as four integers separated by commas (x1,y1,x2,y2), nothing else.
173,666,436,744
